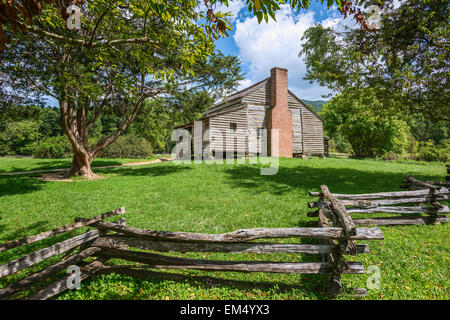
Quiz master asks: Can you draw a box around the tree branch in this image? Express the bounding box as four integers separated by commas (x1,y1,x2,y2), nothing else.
22,23,157,48
89,6,111,47
91,90,161,158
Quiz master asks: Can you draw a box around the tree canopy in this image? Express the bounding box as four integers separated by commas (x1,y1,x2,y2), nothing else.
301,0,449,122
0,1,358,50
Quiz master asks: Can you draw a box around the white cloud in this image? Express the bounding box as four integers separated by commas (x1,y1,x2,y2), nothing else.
236,78,253,91
321,14,358,33
233,5,360,100
392,0,402,9
214,0,246,23
234,5,332,100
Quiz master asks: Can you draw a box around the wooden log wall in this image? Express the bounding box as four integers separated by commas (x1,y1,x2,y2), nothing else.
202,119,210,158
192,119,212,160
291,107,303,154
287,91,324,155
242,79,271,105
246,103,268,155
207,78,325,156
301,105,324,155
208,105,248,154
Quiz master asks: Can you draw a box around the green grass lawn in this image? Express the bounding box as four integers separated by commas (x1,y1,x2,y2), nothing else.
0,157,448,300
0,157,159,174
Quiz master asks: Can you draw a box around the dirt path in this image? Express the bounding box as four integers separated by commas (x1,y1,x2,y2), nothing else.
0,158,172,177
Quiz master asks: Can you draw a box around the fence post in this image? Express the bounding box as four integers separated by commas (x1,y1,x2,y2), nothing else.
428,188,443,225
319,185,360,296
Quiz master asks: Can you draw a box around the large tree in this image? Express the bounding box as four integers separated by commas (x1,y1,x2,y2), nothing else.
0,1,242,178
300,0,449,122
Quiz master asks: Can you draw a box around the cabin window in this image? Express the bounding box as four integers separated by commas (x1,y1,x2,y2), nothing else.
257,128,265,137
229,123,237,132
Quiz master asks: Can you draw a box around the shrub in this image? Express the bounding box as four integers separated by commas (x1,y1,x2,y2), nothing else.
321,88,409,158
100,134,152,159
31,134,152,159
31,135,72,159
405,134,419,154
0,120,41,156
328,133,352,154
416,140,449,162
382,152,402,161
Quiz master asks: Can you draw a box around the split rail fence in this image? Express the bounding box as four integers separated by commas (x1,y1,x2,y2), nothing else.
309,183,449,226
0,206,383,299
400,172,450,190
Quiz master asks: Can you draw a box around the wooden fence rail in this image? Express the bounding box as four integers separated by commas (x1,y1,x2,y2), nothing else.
0,207,383,300
0,208,126,253
400,174,450,190
309,183,449,226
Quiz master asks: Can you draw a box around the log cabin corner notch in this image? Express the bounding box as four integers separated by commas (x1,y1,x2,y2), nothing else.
174,67,325,158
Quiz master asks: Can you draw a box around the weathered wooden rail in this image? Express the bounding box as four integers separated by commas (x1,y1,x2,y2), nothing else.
0,206,383,299
400,173,450,190
309,184,449,226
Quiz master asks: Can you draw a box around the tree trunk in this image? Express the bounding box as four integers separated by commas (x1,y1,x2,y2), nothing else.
65,148,99,180
59,93,146,179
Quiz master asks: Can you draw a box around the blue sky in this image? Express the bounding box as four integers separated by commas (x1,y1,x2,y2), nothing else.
211,0,357,100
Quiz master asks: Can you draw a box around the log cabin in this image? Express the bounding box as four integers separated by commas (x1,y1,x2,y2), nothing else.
175,67,325,158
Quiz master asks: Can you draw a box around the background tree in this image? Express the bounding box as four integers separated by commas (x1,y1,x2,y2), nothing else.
0,120,42,155
408,116,449,146
301,0,449,122
131,52,242,153
131,91,215,154
321,88,409,158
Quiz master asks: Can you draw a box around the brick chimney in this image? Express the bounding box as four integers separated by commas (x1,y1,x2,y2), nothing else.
267,67,293,158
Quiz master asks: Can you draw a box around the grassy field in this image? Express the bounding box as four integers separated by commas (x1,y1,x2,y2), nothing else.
0,156,448,300
0,157,159,174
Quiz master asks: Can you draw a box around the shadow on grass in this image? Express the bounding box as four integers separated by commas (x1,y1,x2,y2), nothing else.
0,220,51,264
0,176,47,198
100,163,192,177
224,164,443,196
0,220,49,241
0,159,126,174
94,269,329,299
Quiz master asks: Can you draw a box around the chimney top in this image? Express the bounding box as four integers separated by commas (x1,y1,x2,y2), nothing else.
270,67,288,73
